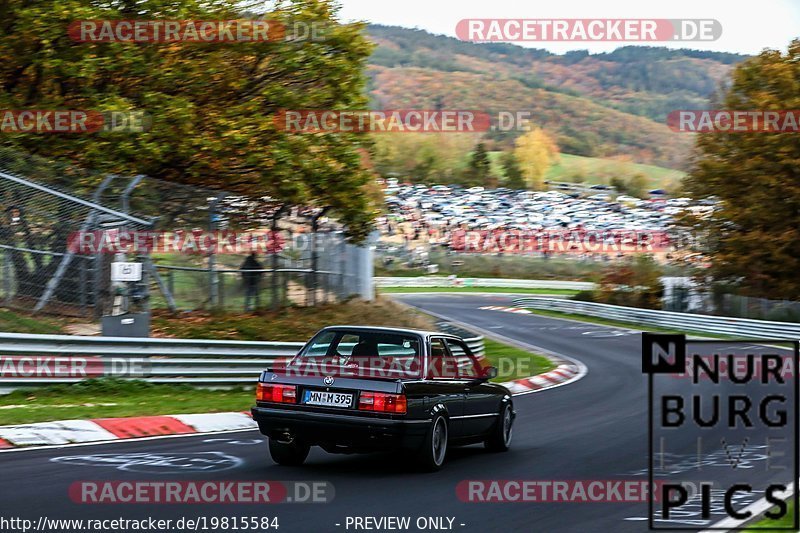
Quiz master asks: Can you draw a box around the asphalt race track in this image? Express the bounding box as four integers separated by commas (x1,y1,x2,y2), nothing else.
0,293,795,532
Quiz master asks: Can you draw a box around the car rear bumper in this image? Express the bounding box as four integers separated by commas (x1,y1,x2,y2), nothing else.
251,405,430,450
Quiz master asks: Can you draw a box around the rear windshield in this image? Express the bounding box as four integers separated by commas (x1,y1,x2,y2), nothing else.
285,330,423,379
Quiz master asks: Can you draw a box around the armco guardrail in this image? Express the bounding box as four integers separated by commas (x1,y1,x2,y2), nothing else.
376,276,595,290
512,297,800,339
0,329,484,389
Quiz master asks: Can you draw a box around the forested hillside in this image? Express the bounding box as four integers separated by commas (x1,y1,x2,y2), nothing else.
366,25,748,169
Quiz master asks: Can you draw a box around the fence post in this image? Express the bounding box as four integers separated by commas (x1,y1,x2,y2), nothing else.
208,193,225,309
79,258,87,315
308,207,331,307
146,260,177,313
355,230,378,301
271,205,289,310
93,251,103,319
3,250,11,305
338,233,346,301
219,271,225,310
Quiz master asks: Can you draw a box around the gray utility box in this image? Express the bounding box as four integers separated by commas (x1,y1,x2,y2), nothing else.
101,312,150,337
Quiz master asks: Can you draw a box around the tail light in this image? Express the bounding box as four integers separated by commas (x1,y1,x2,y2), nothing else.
256,382,297,404
358,392,407,414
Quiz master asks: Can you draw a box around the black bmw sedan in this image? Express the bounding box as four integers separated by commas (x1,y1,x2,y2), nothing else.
251,326,514,471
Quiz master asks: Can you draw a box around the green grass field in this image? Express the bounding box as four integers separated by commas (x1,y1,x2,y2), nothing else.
487,151,685,190
544,153,686,189
379,286,579,296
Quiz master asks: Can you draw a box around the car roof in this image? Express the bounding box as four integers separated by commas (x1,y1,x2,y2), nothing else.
320,325,456,339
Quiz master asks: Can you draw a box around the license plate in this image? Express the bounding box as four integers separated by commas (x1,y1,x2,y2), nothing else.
303,390,353,408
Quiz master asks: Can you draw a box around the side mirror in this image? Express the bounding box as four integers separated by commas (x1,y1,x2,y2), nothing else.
468,366,498,386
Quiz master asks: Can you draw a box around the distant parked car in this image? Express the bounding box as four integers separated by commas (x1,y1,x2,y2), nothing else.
588,193,611,201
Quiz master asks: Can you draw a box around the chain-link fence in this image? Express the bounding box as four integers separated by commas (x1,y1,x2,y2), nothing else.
0,149,153,317
660,277,800,323
151,230,371,312
0,149,373,317
710,293,800,323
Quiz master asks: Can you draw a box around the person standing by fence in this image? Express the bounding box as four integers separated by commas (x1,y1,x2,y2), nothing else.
240,252,263,312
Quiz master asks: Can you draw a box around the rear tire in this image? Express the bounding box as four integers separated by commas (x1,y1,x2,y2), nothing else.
417,414,448,471
485,403,513,452
269,437,310,466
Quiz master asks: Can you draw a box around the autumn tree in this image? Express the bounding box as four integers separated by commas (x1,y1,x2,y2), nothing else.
500,151,525,189
611,173,647,198
0,0,376,240
682,40,800,300
596,255,664,309
371,132,480,184
463,142,491,186
514,127,559,190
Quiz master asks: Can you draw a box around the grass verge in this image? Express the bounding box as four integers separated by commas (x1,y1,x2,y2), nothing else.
379,287,579,296
483,338,556,382
0,309,64,335
746,501,796,530
151,296,436,341
0,378,253,425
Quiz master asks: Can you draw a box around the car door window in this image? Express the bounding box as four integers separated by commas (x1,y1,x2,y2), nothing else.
429,338,458,379
337,334,361,357
305,331,336,357
445,338,484,379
